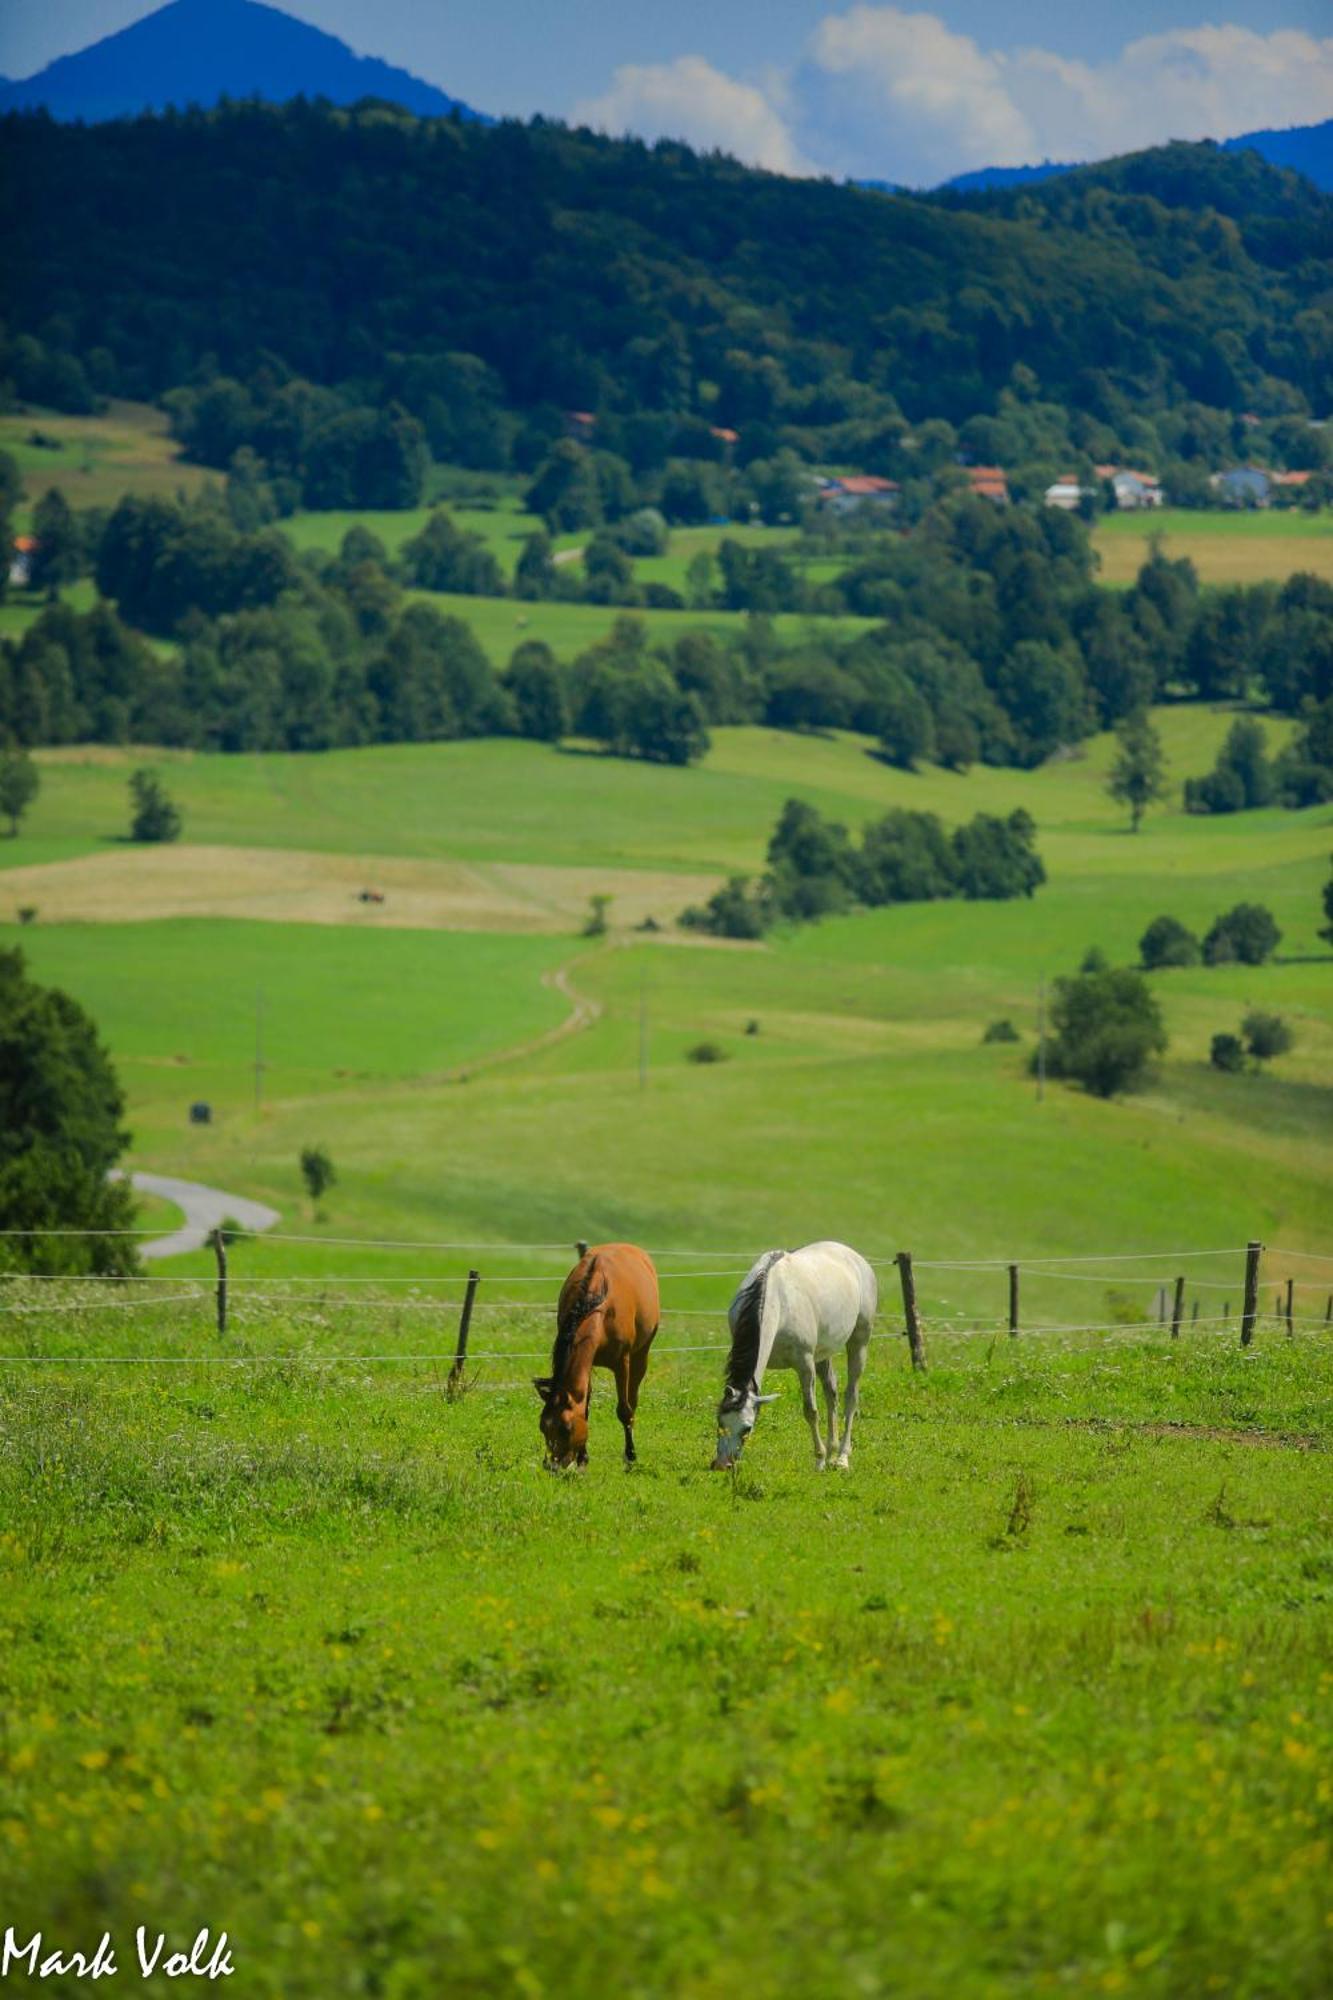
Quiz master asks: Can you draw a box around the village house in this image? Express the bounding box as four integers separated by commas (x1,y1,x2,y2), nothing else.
814,473,901,516
1094,465,1163,510
964,464,1009,504
1212,466,1271,507
1043,477,1091,511
8,535,38,587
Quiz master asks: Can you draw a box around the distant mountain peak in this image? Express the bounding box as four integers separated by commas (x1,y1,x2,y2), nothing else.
0,0,489,125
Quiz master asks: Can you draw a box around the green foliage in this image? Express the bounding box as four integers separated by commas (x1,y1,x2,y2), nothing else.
1184,718,1275,815
400,509,505,596
1241,1011,1293,1062
0,741,39,834
298,1143,336,1207
686,1040,727,1063
1274,697,1333,808
1107,710,1167,831
1138,914,1201,970
1203,903,1282,967
1322,856,1333,947
679,875,770,941
29,487,85,595
0,946,137,1274
503,641,567,742
982,1018,1020,1043
128,767,181,843
1043,964,1168,1097
1209,1032,1245,1073
581,894,611,939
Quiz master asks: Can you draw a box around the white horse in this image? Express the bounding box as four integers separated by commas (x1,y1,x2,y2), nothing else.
711,1240,876,1470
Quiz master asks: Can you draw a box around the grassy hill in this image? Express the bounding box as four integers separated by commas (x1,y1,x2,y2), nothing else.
4,713,1328,1316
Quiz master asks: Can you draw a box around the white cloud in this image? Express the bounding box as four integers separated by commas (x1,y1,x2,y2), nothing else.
574,15,1333,187
573,56,817,177
800,10,1333,182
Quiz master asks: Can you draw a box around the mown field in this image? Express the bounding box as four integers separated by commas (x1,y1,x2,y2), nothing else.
1093,508,1333,586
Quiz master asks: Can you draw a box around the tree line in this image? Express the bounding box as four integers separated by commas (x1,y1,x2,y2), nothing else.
2,101,1330,498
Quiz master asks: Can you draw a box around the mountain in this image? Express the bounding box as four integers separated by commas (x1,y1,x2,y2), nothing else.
0,0,487,124
938,117,1333,196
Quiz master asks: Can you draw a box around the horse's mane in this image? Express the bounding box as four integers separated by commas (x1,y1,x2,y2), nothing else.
551,1255,608,1384
723,1250,784,1403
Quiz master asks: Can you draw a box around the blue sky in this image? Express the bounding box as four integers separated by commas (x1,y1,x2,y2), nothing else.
3,2,1331,183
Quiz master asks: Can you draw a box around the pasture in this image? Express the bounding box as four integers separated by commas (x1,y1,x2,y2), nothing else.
1093,508,1333,586
0,400,213,523
0,1314,1329,1997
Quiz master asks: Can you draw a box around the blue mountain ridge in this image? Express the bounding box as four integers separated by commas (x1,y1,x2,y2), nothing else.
0,0,488,124
935,119,1333,196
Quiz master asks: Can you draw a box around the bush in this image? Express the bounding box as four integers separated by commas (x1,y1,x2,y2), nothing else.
1210,1032,1245,1072
1242,1011,1293,1061
679,876,770,940
686,1041,727,1064
1042,964,1167,1098
1203,903,1281,966
299,1144,336,1207
982,1018,1020,1043
129,767,182,843
1184,719,1275,815
1139,914,1201,969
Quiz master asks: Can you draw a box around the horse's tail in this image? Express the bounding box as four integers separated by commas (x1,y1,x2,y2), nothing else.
724,1250,784,1399
553,1252,609,1379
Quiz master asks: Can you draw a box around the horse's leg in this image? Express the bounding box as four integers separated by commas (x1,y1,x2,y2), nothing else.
817,1357,838,1459
614,1352,637,1465
796,1353,826,1469
835,1327,870,1470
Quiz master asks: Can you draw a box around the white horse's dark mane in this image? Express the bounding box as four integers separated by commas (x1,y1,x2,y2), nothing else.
723,1249,785,1403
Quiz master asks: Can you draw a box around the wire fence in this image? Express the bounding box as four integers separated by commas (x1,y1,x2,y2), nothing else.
0,1224,1328,1377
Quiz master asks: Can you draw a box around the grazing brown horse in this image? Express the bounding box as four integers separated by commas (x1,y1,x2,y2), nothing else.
534,1244,660,1468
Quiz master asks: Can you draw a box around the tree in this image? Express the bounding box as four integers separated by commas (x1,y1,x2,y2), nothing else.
1203,903,1281,967
129,767,182,843
1321,857,1333,947
400,510,505,596
29,488,83,597
951,810,1045,900
679,875,770,940
1184,718,1274,815
1107,711,1167,831
299,1144,336,1210
0,947,139,1275
1210,1033,1245,1073
1242,1011,1292,1061
1139,914,1200,969
1043,964,1168,1097
504,641,567,742
0,744,40,835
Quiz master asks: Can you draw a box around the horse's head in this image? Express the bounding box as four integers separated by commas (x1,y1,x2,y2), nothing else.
534,1376,589,1469
711,1382,779,1469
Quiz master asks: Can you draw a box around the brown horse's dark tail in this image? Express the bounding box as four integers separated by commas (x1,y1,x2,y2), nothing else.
552,1253,609,1384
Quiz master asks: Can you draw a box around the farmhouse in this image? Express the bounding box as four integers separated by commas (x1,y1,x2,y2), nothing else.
814,473,901,515
1212,466,1272,507
1043,478,1091,511
1095,465,1164,509
964,464,1009,503
9,534,37,587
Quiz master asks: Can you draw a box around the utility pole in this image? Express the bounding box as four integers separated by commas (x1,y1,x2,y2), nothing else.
1036,975,1046,1103
254,988,265,1115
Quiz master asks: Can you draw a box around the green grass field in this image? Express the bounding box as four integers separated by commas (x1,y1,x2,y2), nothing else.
1094,508,1333,586
0,401,213,525
0,1329,1328,1997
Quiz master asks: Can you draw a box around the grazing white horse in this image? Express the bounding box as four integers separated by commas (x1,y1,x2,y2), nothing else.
711,1240,876,1470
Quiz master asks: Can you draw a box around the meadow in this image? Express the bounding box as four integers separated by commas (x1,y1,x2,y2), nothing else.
0,1320,1329,1998
1092,508,1333,586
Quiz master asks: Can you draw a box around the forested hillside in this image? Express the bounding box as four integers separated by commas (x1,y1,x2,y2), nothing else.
3,103,1330,470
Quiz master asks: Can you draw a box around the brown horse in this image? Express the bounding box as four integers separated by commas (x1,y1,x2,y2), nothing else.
534,1243,660,1468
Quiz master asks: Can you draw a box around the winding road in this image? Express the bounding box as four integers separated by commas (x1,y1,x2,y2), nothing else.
117,1171,280,1262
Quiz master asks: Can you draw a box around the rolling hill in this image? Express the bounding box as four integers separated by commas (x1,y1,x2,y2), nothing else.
937,116,1333,196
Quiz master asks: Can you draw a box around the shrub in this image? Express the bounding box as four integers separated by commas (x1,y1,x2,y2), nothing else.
1184,719,1275,815
1140,914,1201,969
686,1041,727,1064
1203,903,1281,967
982,1019,1020,1043
679,876,770,940
299,1145,336,1207
1242,1011,1292,1061
1210,1032,1246,1072
582,894,611,938
129,767,182,843
1042,964,1167,1097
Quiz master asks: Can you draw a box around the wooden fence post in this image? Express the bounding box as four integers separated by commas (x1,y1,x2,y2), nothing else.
1285,1277,1294,1339
210,1226,227,1336
1008,1263,1019,1339
896,1252,927,1374
1325,1295,1332,1325
1191,1299,1199,1325
1240,1241,1262,1349
1170,1275,1185,1341
447,1269,480,1397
